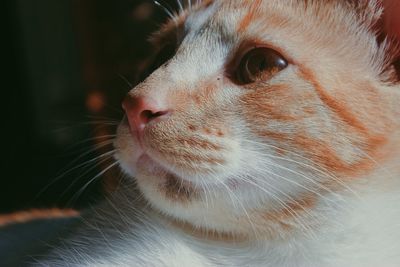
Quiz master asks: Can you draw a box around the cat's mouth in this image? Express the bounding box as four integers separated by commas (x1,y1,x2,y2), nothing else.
136,152,203,186
115,116,241,202
133,152,201,200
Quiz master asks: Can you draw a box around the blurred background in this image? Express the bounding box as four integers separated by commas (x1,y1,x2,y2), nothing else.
3,0,175,214
3,0,400,216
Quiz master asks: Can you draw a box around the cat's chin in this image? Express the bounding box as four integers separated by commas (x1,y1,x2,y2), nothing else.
133,151,232,187
134,153,218,191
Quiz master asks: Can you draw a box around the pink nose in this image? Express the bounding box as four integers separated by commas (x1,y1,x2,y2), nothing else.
122,95,170,134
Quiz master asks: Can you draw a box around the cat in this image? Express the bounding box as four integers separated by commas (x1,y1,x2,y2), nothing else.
38,0,400,266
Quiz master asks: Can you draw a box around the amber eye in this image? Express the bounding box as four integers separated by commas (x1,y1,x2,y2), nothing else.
236,47,288,84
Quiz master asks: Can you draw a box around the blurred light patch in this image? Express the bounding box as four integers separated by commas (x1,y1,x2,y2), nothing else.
86,91,106,113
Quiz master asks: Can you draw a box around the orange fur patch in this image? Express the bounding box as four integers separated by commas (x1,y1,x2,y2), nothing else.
241,84,301,122
299,69,369,133
297,68,389,175
168,216,249,243
238,0,263,32
0,209,79,227
168,152,225,165
177,137,222,150
162,174,199,203
292,133,386,176
241,67,389,177
262,194,317,225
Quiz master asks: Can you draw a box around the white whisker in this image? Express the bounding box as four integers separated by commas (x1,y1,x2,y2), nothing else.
243,140,361,199
67,161,119,206
59,153,117,201
154,0,175,19
36,149,116,199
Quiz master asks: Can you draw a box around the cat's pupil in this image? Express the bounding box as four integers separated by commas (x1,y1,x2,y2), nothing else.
246,56,267,79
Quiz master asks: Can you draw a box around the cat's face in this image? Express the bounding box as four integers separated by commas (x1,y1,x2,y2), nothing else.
115,0,399,238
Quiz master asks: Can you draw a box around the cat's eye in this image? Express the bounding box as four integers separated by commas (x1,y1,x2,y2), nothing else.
236,47,288,84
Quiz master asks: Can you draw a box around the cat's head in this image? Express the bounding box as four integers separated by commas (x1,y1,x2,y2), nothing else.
114,0,400,238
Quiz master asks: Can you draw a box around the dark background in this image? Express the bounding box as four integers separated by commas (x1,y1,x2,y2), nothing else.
3,0,175,214
3,0,400,215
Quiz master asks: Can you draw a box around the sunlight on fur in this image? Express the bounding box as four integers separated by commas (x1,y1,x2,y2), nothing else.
39,1,400,266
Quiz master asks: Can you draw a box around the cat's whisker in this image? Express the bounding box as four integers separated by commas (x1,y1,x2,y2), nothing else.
68,135,117,147
51,122,118,134
176,0,184,13
105,189,134,228
248,158,338,203
92,207,126,252
236,175,315,238
59,152,117,202
85,114,121,122
67,161,119,206
59,139,115,170
82,121,120,126
264,154,361,200
117,73,134,89
153,0,175,19
35,148,117,199
240,171,332,228
244,159,358,222
242,141,361,199
211,171,259,239
353,146,397,179
63,144,115,164
62,144,116,173
236,165,320,218
244,140,340,180
199,176,210,210
197,177,206,209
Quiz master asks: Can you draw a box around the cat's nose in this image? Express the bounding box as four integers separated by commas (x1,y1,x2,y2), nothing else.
122,95,170,134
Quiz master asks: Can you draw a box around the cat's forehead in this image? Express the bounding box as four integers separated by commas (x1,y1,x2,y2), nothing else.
177,0,330,46
149,0,388,84
183,0,260,39
154,0,380,44
184,0,220,33
153,1,255,47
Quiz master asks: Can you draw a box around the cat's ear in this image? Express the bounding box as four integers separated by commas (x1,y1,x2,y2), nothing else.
381,0,400,83
346,0,383,28
349,0,400,83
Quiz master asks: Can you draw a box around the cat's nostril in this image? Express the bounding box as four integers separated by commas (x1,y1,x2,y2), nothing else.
122,95,170,134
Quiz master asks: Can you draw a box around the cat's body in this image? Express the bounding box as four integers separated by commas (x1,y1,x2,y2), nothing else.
40,148,400,267
42,171,400,267
39,1,400,266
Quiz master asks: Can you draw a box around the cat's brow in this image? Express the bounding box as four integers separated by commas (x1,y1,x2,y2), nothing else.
190,20,236,46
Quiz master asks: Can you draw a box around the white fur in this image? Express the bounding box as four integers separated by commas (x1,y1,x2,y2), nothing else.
38,1,400,266
38,173,400,267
